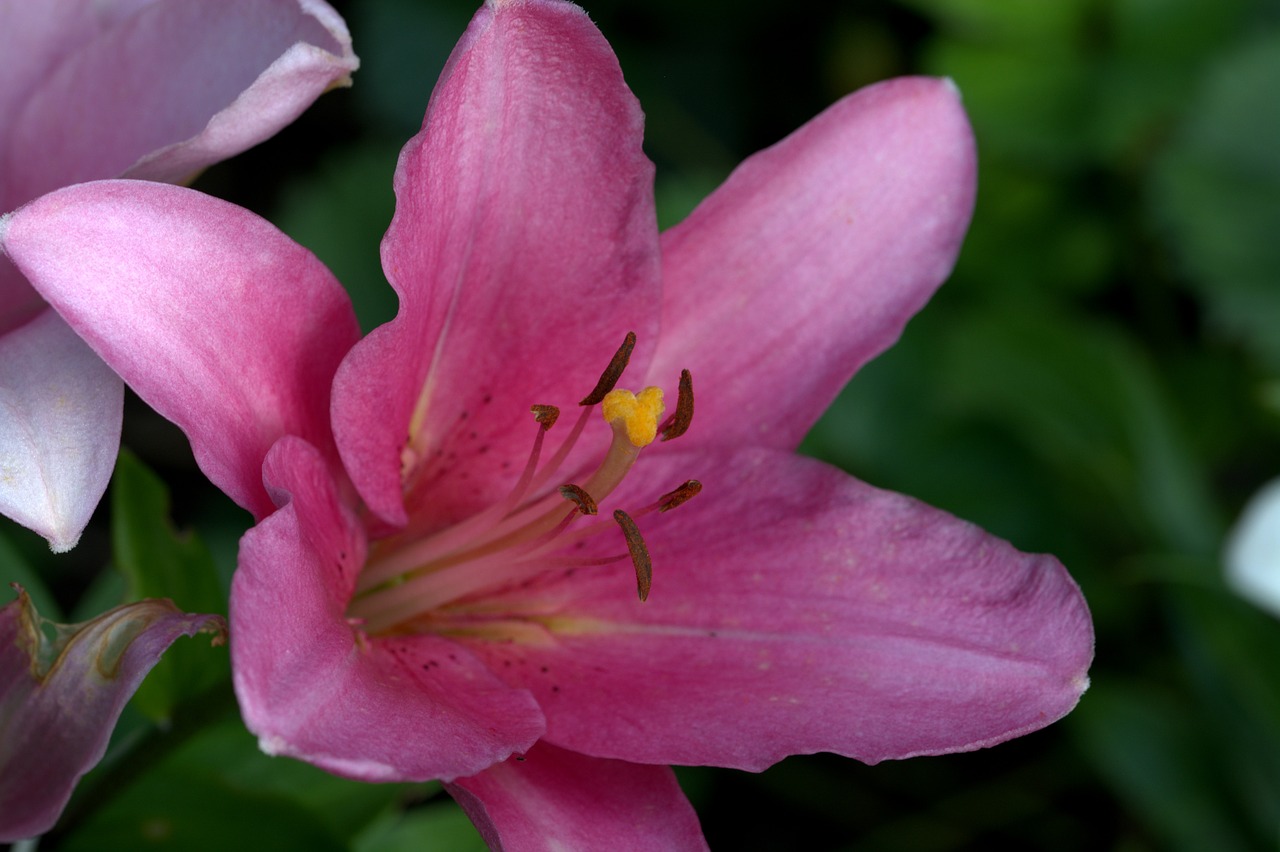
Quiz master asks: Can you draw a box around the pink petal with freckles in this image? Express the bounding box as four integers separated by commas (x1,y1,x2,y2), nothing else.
0,309,122,552
647,77,976,449
3,0,356,205
447,741,707,852
0,181,361,520
332,0,661,528
462,447,1093,770
0,587,224,843
234,436,544,782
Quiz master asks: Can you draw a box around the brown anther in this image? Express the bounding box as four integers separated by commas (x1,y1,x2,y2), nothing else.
613,509,652,601
657,479,702,512
530,404,560,430
579,331,637,406
658,369,694,441
558,484,598,516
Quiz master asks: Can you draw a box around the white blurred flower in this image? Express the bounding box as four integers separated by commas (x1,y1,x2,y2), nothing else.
1225,478,1280,618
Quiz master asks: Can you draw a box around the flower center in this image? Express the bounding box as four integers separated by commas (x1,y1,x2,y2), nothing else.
346,333,696,637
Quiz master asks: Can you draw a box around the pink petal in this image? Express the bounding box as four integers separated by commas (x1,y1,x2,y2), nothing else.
646,77,977,449
1,0,150,338
0,586,224,842
0,181,361,520
233,436,544,782
0,0,154,208
447,741,707,852
3,0,356,206
462,447,1093,770
0,310,122,552
332,0,661,527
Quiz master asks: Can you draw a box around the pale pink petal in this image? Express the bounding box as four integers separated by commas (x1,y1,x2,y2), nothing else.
1,0,152,334
462,447,1093,770
447,742,707,852
3,0,356,204
0,310,122,552
0,0,155,208
0,181,361,519
234,436,544,782
0,586,224,842
332,0,660,527
646,77,976,449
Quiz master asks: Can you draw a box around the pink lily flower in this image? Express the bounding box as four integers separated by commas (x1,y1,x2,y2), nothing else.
0,0,358,552
0,0,1094,846
0,587,225,841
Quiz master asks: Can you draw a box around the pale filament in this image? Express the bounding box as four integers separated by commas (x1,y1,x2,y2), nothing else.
356,405,626,595
349,417,657,631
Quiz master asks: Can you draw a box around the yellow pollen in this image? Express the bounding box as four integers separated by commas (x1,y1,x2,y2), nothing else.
601,386,665,447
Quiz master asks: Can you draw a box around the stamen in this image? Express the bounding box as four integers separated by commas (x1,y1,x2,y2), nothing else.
352,335,702,629
527,405,592,495
659,369,694,441
657,479,702,512
579,331,636,406
613,509,652,601
558,484,598,516
494,405,561,513
531,404,560,429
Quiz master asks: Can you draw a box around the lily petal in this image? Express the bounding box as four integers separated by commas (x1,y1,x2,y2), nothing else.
0,0,151,207
3,0,356,204
447,741,707,852
0,181,362,519
332,0,661,528
464,447,1093,770
647,77,976,449
234,436,544,781
0,586,225,842
0,309,122,552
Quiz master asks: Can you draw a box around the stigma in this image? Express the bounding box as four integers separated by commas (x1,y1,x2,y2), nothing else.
347,332,698,636
602,387,664,447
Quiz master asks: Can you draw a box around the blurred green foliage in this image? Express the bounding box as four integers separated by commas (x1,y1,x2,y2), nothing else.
4,0,1279,848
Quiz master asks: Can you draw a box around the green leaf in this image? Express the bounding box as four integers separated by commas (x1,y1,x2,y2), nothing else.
354,800,487,852
1151,30,1280,368
940,308,1222,557
273,139,402,334
63,712,427,849
1072,678,1256,852
0,526,61,621
1170,586,1280,841
110,450,228,721
59,768,347,852
171,719,433,841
